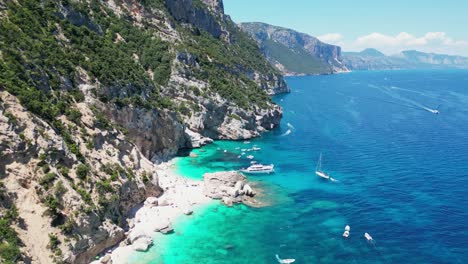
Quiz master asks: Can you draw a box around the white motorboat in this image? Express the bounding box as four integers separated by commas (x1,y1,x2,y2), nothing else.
240,164,274,174
276,254,295,264
364,232,373,241
246,155,254,159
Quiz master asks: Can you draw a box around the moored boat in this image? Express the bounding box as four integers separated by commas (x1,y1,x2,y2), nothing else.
315,153,331,180
240,164,274,174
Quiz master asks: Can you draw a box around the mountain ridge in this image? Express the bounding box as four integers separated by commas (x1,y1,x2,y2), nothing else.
343,48,468,70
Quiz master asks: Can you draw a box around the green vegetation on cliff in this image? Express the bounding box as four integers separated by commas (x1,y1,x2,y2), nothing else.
263,39,329,75
0,0,173,123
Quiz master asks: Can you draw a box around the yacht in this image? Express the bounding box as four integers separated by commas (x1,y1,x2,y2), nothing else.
240,164,274,174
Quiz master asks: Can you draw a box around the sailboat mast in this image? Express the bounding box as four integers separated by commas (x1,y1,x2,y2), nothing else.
316,153,322,171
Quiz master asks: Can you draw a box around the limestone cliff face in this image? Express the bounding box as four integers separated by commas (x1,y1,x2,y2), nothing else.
165,0,226,39
0,92,162,263
164,0,289,94
105,106,186,162
240,22,349,75
0,0,287,262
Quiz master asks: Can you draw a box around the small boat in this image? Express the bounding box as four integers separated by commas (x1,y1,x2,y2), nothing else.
250,161,257,164
252,146,261,151
244,141,250,144
240,164,274,174
246,155,254,159
275,254,295,264
343,225,350,238
315,153,331,180
364,232,373,241
223,150,227,153
343,230,350,238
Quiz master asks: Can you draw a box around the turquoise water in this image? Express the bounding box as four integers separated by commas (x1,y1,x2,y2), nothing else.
135,70,468,263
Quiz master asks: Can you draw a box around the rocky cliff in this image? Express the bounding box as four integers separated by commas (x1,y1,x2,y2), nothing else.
0,0,288,262
240,22,349,76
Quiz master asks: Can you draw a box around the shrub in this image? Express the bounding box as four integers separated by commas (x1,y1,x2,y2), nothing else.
54,181,67,198
42,164,50,173
65,108,82,123
75,187,92,205
96,180,113,194
4,112,17,125
76,164,89,180
59,219,74,235
228,113,241,121
47,233,60,250
44,195,60,217
57,165,69,177
39,173,56,190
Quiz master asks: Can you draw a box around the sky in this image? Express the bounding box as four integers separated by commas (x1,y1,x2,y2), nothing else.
224,0,468,56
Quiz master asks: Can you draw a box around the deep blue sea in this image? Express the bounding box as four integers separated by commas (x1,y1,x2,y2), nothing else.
133,70,468,263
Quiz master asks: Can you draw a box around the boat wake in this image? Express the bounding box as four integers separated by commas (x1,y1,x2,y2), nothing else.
280,123,295,137
368,84,440,114
280,129,292,137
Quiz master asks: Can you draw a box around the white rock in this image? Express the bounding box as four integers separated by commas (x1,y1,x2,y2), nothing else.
242,184,255,197
144,197,158,207
228,188,239,198
222,197,234,207
183,208,193,215
234,181,244,192
132,237,153,252
158,196,171,206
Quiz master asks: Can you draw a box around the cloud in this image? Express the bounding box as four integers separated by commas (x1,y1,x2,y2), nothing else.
317,33,344,44
345,32,468,56
314,31,468,56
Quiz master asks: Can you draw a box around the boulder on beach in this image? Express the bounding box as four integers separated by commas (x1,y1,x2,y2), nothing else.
132,237,153,252
100,255,112,264
144,197,158,207
158,196,172,206
160,226,174,234
183,208,193,215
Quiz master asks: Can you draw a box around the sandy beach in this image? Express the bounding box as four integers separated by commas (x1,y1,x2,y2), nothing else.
92,159,213,264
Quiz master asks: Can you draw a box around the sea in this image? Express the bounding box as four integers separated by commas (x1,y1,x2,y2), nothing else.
130,70,468,264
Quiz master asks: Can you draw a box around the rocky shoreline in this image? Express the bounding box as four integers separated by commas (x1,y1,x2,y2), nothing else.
91,161,263,264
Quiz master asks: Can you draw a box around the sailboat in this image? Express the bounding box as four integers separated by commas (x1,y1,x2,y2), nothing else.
315,153,331,180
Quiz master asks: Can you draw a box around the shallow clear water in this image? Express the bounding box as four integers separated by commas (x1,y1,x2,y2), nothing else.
133,70,468,263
